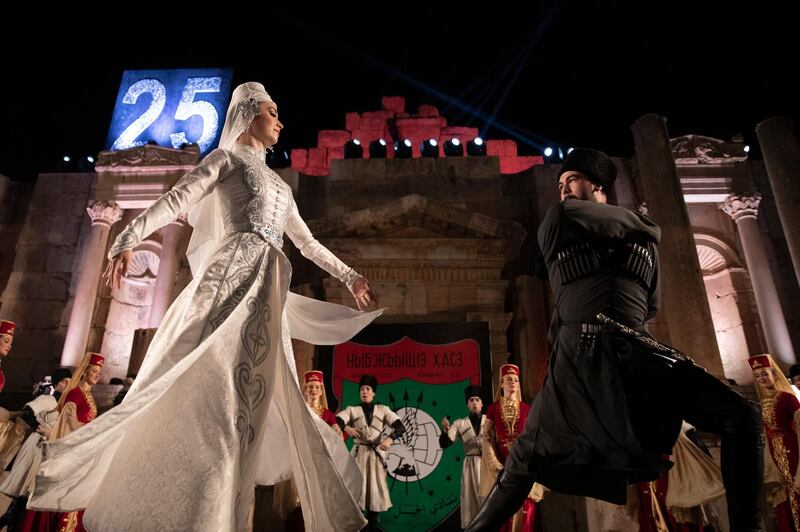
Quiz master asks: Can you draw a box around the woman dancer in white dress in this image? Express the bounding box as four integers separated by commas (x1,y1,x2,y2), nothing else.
29,82,382,532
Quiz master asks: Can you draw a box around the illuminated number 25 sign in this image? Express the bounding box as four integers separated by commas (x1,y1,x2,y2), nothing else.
106,68,233,155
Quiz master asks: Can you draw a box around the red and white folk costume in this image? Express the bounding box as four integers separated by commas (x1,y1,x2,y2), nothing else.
273,370,343,528
750,354,800,532
480,364,542,532
0,320,26,469
23,353,104,532
0,319,16,393
303,370,340,431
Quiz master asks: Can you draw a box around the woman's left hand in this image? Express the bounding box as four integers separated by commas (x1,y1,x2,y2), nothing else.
350,276,376,310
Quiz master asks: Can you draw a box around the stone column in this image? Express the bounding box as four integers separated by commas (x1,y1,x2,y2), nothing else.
721,194,796,364
631,114,723,374
292,339,315,382
756,117,800,286
467,311,512,397
147,214,191,328
513,275,551,398
60,201,123,367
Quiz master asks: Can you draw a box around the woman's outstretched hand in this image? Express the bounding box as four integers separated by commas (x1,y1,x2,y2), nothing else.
350,276,376,310
103,249,133,289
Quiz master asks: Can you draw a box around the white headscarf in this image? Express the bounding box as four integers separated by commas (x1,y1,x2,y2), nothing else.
186,82,274,273
218,82,274,150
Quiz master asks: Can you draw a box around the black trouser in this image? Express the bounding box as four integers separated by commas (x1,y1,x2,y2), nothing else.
467,360,763,532
361,510,380,531
0,495,28,531
665,361,763,531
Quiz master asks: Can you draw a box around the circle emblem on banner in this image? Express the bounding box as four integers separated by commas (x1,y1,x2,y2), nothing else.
386,407,442,482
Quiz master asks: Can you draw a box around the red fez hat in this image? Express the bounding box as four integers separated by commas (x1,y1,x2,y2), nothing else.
748,355,772,371
304,370,323,384
88,352,105,367
0,320,16,336
500,364,520,378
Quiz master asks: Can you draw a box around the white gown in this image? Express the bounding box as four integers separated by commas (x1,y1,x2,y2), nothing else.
29,143,382,532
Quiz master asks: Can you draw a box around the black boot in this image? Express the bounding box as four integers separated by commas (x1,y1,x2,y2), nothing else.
465,469,535,531
0,495,29,532
361,510,379,531
718,399,764,532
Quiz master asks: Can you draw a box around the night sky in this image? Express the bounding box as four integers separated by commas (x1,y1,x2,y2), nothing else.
2,4,795,180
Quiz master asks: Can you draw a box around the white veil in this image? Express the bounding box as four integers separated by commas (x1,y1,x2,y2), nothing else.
186,82,274,273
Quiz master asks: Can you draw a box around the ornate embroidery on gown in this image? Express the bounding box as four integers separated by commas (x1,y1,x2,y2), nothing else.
29,144,380,532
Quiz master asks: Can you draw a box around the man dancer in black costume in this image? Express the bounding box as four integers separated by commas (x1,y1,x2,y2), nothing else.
467,148,763,532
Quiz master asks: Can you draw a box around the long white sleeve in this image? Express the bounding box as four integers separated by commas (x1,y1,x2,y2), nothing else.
107,149,231,259
284,197,360,289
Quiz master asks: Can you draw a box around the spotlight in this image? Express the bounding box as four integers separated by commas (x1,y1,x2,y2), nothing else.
544,147,553,157
421,138,439,158
267,149,292,168
77,155,97,172
466,137,486,156
75,155,94,172
444,138,464,157
57,155,75,172
369,139,387,158
344,139,363,159
567,147,574,155
558,147,564,160
744,145,750,153
394,138,412,159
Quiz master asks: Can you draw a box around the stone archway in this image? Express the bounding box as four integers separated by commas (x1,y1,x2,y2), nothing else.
695,233,763,384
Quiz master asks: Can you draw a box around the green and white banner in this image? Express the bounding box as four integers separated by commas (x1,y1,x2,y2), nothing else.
321,322,492,532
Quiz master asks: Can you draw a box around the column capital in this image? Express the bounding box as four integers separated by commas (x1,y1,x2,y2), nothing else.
720,193,762,222
87,200,123,227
